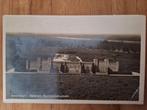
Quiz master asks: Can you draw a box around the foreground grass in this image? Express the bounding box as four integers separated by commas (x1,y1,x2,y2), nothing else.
6,73,139,101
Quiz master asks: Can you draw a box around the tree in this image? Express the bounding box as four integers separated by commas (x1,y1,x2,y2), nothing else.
91,63,96,74
81,63,86,74
60,62,65,73
64,62,69,73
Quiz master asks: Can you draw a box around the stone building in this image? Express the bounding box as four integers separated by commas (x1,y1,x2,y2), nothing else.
25,53,119,74
26,57,51,72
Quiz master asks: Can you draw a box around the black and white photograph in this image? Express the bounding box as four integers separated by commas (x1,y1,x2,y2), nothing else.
3,15,146,104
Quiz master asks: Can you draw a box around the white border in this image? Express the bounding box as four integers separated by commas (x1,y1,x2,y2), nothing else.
3,15,146,104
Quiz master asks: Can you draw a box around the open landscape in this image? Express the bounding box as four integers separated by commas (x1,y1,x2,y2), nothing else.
6,33,140,101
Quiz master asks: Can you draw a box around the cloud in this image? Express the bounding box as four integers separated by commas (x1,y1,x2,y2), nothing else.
56,37,92,41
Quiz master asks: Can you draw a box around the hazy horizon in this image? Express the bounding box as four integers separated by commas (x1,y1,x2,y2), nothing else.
6,33,141,42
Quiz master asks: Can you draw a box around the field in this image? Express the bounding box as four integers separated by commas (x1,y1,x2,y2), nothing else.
6,73,139,101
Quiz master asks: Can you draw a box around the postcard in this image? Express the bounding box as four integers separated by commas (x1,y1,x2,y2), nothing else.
3,15,146,104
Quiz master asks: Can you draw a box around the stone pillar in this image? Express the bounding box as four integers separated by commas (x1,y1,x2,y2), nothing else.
37,57,41,72
26,60,30,71
104,58,109,72
93,58,99,72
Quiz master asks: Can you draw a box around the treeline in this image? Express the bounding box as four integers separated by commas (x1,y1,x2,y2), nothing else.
97,40,140,53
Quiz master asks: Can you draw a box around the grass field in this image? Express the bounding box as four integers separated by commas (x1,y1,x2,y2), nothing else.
6,73,139,101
